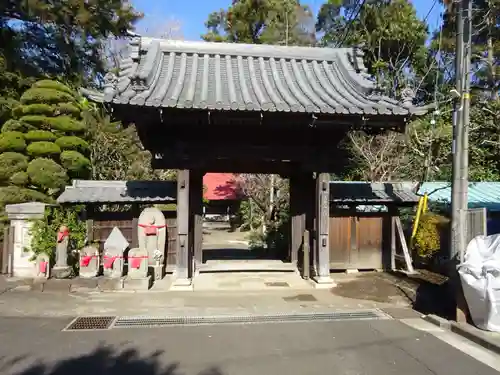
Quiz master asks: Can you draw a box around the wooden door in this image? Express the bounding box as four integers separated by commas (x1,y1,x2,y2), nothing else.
354,217,383,269
329,214,384,270
329,216,352,269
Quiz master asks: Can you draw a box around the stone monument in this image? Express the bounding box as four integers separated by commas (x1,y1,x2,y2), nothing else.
5,202,47,277
124,247,151,290
52,225,72,279
79,246,99,278
138,207,167,281
35,253,50,279
102,227,127,279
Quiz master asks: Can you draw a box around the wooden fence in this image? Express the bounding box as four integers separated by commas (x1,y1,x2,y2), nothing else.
466,207,487,244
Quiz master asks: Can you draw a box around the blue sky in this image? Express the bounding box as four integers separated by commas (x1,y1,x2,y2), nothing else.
131,0,444,41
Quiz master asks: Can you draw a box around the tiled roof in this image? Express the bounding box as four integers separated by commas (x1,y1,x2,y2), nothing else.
81,36,430,116
57,180,176,204
418,182,500,211
330,181,419,205
203,173,241,200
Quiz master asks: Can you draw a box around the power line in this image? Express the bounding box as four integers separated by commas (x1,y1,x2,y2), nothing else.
335,0,365,48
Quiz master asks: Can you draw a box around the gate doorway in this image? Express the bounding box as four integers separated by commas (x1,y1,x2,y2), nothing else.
199,172,294,272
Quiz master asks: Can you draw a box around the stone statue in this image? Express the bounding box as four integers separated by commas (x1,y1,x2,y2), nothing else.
123,247,151,290
52,225,72,279
55,225,69,267
102,227,129,278
138,207,167,266
79,246,99,278
35,253,50,279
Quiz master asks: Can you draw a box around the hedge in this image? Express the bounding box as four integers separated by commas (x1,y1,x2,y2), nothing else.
26,158,67,190
26,141,61,157
0,131,26,152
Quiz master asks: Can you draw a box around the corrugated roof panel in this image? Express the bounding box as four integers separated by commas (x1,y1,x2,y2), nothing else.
329,181,419,204
418,182,500,211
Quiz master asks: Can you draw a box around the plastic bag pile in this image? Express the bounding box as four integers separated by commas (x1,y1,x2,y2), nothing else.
459,233,500,331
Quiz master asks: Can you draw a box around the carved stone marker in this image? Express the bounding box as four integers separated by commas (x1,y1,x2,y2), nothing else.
124,247,151,290
52,225,72,279
79,246,99,278
138,207,167,266
102,227,128,279
35,253,50,279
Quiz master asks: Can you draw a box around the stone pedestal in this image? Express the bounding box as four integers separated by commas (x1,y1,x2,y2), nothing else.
312,275,336,289
170,277,193,291
123,275,152,290
151,264,164,282
6,202,48,278
51,266,72,279
97,277,124,291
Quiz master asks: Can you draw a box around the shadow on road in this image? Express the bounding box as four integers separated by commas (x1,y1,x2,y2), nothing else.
2,345,224,375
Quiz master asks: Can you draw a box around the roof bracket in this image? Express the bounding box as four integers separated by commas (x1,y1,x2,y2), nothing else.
309,114,317,128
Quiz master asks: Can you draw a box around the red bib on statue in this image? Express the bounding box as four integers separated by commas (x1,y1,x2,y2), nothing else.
144,226,157,236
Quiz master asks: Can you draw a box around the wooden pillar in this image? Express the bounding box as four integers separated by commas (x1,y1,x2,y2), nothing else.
173,169,192,288
189,170,203,275
289,172,306,266
313,172,334,287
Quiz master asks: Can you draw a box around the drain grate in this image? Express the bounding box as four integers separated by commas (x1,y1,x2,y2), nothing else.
112,310,388,328
64,316,116,331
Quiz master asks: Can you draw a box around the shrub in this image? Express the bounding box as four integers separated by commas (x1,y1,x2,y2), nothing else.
0,186,51,205
32,80,76,96
413,213,449,258
1,119,34,132
0,152,28,181
20,88,75,105
25,130,57,142
26,141,61,157
20,115,85,132
28,205,86,262
27,158,67,190
54,103,81,117
0,131,26,152
55,136,89,152
10,171,29,186
60,150,90,174
13,103,54,117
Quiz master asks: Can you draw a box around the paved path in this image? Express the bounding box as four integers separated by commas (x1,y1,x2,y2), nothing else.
0,317,498,375
0,288,410,318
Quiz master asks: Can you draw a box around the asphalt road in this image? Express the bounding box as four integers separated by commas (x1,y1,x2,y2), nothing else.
0,317,498,375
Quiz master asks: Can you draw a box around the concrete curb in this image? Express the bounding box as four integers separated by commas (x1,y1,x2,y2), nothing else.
423,314,500,355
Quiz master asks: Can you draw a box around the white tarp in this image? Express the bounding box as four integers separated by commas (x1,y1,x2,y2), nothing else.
458,233,500,331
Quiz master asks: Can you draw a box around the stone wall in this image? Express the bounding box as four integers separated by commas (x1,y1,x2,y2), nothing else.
6,202,47,277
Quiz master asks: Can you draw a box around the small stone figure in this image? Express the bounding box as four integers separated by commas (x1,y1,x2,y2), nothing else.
35,253,50,279
138,208,167,266
102,247,124,278
123,247,151,290
55,225,69,267
102,227,129,278
79,246,99,278
52,225,72,279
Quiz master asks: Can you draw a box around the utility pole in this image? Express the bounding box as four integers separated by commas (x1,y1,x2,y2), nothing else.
449,0,467,263
460,0,472,263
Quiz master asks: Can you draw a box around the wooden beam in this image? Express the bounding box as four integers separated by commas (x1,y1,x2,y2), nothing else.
394,216,415,274
175,169,191,283
313,173,334,285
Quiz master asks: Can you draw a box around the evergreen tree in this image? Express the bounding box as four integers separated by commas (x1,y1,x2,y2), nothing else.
0,80,90,204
